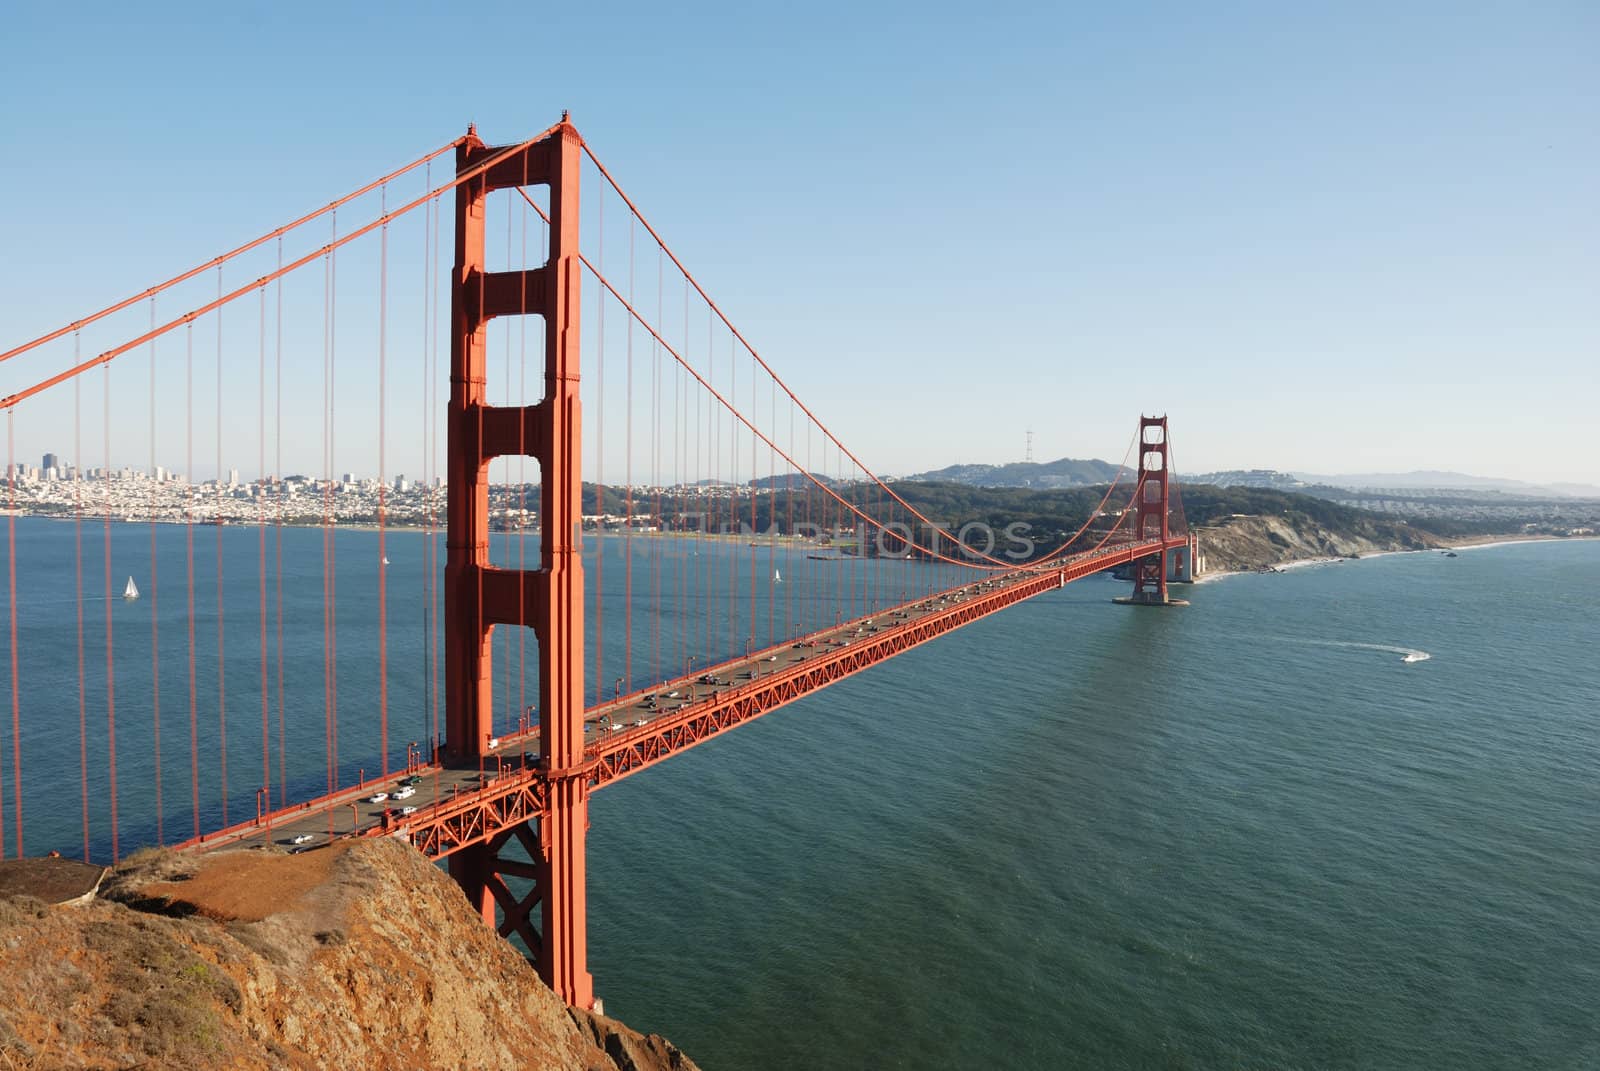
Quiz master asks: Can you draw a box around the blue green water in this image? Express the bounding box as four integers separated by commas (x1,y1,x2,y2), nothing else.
0,517,975,848
584,542,1599,1069
3,522,1597,1067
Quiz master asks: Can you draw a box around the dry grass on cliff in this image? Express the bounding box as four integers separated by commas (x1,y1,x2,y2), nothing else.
0,838,701,1071
135,844,347,923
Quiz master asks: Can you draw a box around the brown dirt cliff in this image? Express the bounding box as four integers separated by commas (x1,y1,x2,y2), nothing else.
0,838,699,1071
1196,512,1439,573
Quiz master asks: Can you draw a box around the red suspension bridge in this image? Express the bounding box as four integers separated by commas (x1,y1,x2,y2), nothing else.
0,117,1195,1008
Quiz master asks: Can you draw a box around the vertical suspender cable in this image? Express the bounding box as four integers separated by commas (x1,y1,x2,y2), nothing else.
4,411,17,857
419,180,434,758
782,395,789,637
377,185,389,778
430,189,443,754
275,240,286,807
624,216,634,690
103,363,119,861
328,214,339,792
678,278,688,678
215,269,228,826
149,300,163,843
258,283,269,806
746,347,755,649
74,359,87,860
323,229,334,805
653,246,662,688
768,375,776,645
186,326,198,839
729,330,738,649
594,178,605,707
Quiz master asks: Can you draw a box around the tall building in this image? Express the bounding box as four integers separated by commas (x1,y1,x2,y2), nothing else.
42,452,59,473
228,468,240,487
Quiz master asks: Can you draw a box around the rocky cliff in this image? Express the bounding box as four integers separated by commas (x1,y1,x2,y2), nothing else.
0,839,699,1071
1196,512,1440,574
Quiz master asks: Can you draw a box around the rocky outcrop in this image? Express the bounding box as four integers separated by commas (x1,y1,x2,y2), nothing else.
0,839,699,1071
1197,512,1440,574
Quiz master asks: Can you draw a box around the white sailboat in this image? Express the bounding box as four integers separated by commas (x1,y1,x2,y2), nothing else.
774,568,782,583
122,576,139,600
381,555,391,566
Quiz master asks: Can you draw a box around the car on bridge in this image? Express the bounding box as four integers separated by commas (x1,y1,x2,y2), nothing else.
367,791,388,803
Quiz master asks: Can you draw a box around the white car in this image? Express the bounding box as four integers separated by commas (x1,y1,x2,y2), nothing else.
290,833,315,845
392,786,416,800
398,805,417,816
367,792,389,803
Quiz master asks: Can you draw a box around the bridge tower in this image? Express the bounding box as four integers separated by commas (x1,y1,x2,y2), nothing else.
443,119,593,1008
1122,414,1181,606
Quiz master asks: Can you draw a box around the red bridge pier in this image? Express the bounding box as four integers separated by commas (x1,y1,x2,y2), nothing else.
442,119,594,1009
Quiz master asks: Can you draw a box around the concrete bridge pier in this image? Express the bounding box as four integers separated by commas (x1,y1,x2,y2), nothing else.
1114,535,1197,607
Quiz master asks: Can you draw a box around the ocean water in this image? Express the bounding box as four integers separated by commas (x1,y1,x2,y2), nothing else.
0,517,977,850
583,541,1600,1069
3,521,1597,1068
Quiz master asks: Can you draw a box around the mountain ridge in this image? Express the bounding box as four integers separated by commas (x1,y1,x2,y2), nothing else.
893,457,1599,499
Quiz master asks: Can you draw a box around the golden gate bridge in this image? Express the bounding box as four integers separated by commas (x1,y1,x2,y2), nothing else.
0,116,1194,1008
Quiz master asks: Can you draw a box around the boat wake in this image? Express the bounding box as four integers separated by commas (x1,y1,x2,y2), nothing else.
1334,642,1430,663
1239,635,1431,664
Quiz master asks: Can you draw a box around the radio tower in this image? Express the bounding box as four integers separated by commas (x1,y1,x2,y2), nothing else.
1025,428,1034,464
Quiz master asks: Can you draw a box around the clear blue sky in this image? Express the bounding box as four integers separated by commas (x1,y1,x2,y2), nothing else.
2,1,1595,485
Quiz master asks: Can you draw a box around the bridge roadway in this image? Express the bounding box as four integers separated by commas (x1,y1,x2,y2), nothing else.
181,535,1181,859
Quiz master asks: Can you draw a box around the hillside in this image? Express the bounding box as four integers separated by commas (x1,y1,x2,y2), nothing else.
1194,513,1439,573
0,839,699,1071
899,456,1122,489
879,481,1449,572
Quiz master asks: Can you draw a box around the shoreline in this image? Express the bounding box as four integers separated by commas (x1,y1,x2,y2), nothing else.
1192,534,1598,583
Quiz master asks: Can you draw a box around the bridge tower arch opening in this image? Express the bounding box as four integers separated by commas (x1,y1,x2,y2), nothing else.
443,118,593,1009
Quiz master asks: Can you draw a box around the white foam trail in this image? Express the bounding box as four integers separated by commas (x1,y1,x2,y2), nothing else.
1331,642,1431,663
1235,635,1431,664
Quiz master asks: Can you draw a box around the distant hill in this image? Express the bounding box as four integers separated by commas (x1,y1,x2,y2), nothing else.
1185,469,1307,491
747,472,847,490
884,458,1600,501
1291,470,1600,499
900,456,1123,489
